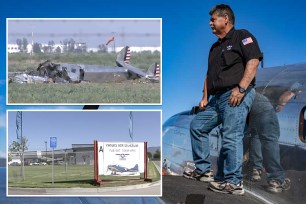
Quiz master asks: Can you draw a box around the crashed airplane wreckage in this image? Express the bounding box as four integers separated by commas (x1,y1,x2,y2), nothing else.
8,46,160,84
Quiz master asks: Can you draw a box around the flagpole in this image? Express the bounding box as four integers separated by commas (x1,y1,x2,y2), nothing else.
129,112,133,142
132,113,133,142
113,38,116,53
17,111,25,180
111,32,116,53
21,112,25,180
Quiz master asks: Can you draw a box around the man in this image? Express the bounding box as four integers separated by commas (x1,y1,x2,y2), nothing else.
247,85,301,192
183,4,262,195
249,83,303,182
248,92,291,193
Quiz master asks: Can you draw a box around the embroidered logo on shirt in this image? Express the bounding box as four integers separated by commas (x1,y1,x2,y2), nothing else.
226,45,232,50
242,37,253,45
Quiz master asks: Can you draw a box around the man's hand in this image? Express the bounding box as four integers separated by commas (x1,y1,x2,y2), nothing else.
275,104,285,112
199,98,208,110
229,87,245,106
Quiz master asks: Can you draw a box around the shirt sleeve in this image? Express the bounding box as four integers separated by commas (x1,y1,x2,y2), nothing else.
239,30,263,62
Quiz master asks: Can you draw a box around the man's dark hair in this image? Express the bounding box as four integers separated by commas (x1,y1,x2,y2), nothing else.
209,4,235,25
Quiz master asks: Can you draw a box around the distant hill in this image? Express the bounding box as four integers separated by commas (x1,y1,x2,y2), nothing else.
0,158,6,167
148,146,160,154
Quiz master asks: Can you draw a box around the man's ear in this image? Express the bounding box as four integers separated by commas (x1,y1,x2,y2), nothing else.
224,14,229,25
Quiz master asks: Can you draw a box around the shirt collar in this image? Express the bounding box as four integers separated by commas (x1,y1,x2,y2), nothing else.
218,27,235,43
225,27,235,39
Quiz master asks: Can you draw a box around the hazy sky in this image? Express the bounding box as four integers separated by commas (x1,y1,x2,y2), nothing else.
7,110,161,151
7,19,161,47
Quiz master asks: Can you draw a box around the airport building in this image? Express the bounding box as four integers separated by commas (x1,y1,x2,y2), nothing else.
9,144,94,166
7,44,20,53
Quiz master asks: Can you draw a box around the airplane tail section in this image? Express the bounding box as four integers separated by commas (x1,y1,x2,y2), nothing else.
155,63,160,79
129,164,139,172
116,46,131,67
146,63,160,80
116,47,160,82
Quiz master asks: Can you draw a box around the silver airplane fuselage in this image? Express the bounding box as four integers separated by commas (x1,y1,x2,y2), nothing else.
162,63,306,204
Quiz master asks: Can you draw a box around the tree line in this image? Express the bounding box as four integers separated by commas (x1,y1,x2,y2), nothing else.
14,38,108,54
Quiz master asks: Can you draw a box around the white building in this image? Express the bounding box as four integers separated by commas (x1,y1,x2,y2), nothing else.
27,44,33,53
130,46,161,53
107,46,161,53
7,44,20,53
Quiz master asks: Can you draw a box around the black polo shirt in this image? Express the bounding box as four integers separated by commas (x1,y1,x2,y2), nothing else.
207,27,262,95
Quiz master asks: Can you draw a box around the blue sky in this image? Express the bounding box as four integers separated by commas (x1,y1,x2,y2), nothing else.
7,111,161,151
1,0,306,156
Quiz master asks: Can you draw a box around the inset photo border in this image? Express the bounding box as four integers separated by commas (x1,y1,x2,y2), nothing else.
7,18,162,105
6,109,162,197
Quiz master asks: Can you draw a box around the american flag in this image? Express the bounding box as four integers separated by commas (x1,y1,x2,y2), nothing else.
16,111,22,144
242,37,253,45
129,112,133,141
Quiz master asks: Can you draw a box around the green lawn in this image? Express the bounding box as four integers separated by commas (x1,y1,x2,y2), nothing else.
8,162,160,188
8,82,160,104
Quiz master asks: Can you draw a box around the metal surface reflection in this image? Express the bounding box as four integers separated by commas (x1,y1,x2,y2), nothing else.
162,63,306,204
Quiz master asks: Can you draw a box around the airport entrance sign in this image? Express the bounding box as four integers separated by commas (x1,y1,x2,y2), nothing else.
93,141,149,184
50,137,57,148
97,142,145,176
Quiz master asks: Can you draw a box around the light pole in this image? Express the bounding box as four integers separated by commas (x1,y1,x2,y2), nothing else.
65,149,67,180
45,141,47,163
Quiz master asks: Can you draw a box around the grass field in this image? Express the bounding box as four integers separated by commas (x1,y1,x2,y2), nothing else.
8,52,160,72
8,52,161,104
8,162,160,188
8,82,160,104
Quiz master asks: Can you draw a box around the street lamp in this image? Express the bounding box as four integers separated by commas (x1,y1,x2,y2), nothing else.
45,141,47,163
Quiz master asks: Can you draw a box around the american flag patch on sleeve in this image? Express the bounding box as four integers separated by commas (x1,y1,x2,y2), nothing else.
242,37,253,45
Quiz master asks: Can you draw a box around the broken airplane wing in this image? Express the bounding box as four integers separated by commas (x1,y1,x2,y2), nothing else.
9,46,160,84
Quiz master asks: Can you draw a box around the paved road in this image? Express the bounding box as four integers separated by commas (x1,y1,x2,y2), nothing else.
153,160,161,174
8,181,161,196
